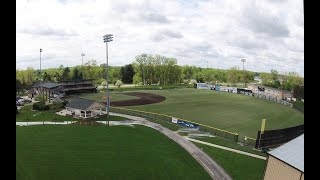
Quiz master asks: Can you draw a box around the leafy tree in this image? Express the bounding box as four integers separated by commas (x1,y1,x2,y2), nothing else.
227,66,240,86
115,80,123,88
193,72,205,83
84,60,97,80
133,74,142,85
293,85,304,100
120,64,135,84
16,79,23,95
61,67,70,81
72,67,83,80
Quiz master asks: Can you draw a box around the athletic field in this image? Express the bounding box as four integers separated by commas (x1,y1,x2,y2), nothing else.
16,125,211,180
82,88,304,138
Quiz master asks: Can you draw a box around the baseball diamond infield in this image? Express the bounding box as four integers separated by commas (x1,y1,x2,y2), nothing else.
105,92,166,106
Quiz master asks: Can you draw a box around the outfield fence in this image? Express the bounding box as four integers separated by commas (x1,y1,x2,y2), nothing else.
253,93,293,107
242,136,257,147
110,106,240,142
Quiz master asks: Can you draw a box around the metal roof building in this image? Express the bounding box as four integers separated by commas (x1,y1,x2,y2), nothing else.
263,134,304,180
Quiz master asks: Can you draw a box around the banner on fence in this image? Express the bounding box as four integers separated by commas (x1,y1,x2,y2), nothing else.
177,119,199,128
171,117,178,124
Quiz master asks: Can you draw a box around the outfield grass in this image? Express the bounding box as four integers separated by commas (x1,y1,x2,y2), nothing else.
192,136,266,157
16,125,211,180
194,142,265,180
292,100,304,113
118,88,304,138
16,106,126,122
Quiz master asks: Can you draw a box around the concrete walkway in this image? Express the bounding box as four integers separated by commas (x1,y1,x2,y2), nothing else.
109,112,232,180
184,137,266,160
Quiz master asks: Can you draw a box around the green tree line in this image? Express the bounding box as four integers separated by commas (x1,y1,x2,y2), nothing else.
16,54,303,93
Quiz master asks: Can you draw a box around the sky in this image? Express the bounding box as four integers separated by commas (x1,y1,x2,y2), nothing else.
16,0,304,76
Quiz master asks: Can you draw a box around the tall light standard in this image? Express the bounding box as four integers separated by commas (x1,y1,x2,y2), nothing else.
103,34,113,116
81,53,85,65
241,58,246,88
141,54,147,85
40,48,43,74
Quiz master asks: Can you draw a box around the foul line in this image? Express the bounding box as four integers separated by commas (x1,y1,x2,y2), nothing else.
184,136,266,160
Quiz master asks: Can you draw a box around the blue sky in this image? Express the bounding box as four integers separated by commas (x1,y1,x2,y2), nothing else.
16,0,304,76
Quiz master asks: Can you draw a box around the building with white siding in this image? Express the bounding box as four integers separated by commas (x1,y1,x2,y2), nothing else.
263,134,304,180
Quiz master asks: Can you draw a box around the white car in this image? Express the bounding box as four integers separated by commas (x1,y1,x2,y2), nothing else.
17,99,25,104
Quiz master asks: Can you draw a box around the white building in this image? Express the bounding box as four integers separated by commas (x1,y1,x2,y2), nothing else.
65,98,105,118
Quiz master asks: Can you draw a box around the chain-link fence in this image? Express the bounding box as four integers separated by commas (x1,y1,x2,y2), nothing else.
110,106,240,142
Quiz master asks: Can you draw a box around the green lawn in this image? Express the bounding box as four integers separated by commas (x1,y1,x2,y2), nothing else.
195,142,265,180
191,136,266,157
292,100,304,113
118,88,304,138
16,125,211,180
16,105,126,122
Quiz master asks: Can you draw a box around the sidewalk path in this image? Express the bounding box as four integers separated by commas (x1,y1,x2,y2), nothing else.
109,112,232,180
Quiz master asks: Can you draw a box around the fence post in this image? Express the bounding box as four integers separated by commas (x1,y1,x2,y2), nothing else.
234,134,239,142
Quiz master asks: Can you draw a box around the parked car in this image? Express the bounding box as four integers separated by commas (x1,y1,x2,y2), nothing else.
17,99,25,104
16,101,22,106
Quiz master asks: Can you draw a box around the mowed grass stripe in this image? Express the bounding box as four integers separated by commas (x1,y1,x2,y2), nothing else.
195,142,265,180
16,125,211,180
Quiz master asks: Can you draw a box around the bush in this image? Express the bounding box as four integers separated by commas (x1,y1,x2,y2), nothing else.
33,101,50,111
115,80,123,88
101,81,107,86
50,101,67,110
189,79,197,84
35,95,47,102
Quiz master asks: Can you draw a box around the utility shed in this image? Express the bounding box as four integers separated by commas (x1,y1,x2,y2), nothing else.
263,134,304,180
65,98,105,118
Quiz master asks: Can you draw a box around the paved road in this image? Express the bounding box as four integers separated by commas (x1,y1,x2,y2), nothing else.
110,112,232,180
184,137,266,160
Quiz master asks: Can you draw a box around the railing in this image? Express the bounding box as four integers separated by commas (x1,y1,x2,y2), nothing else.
243,136,257,147
110,106,240,142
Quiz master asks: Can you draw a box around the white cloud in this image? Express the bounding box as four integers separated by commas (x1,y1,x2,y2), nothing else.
16,0,304,76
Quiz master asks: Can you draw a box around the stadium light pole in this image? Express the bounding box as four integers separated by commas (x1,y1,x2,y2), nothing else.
40,48,43,73
81,53,85,66
141,54,147,85
40,48,43,81
241,58,246,88
103,34,113,117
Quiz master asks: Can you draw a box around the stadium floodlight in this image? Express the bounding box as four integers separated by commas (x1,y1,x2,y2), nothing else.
40,48,43,80
241,58,246,88
103,34,113,117
81,53,85,65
